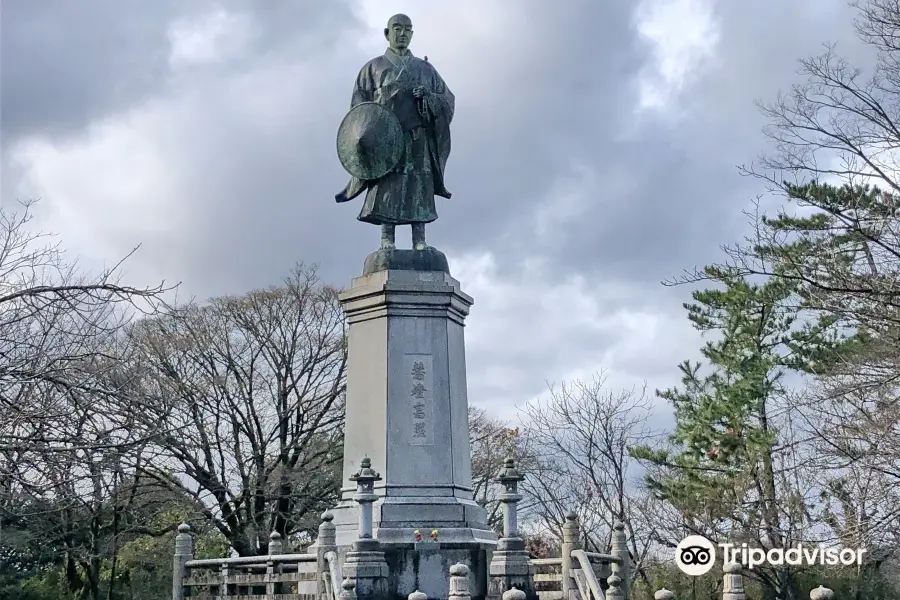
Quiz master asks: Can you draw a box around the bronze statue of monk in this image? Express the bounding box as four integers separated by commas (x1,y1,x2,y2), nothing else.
335,14,454,251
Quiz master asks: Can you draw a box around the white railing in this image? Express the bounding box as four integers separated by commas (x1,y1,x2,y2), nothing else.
323,550,343,600
571,549,618,600
184,553,317,568
182,552,318,598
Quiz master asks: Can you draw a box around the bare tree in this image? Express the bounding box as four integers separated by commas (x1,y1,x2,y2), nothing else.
0,199,175,599
1,433,185,600
800,347,900,556
128,265,346,556
519,373,660,588
0,199,171,452
753,0,900,190
468,405,534,533
723,0,900,346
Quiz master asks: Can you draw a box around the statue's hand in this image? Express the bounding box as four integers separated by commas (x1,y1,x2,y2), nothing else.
412,86,427,99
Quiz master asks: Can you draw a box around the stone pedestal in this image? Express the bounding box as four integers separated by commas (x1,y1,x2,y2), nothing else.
488,537,536,600
331,264,497,600
344,538,391,600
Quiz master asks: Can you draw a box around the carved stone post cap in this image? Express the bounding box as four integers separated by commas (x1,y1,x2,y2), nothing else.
612,522,626,532
606,574,624,599
450,563,469,577
654,589,675,600
562,511,580,542
339,579,357,600
174,522,194,555
349,457,382,482
502,586,526,600
409,591,428,600
321,511,335,522
496,458,524,482
810,586,834,600
270,531,282,541
723,562,741,574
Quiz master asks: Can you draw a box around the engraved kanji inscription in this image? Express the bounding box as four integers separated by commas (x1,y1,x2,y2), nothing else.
411,361,426,381
411,382,427,399
404,354,434,446
413,401,426,419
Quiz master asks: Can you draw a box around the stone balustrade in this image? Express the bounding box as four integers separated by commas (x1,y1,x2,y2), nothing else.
650,563,836,600
171,462,845,600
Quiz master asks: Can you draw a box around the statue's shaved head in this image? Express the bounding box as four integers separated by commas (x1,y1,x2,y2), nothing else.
387,13,412,28
385,14,413,51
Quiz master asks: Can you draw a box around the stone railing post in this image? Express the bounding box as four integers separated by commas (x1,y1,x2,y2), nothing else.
269,531,284,555
219,563,229,598
450,563,472,600
489,459,536,600
340,579,358,600
409,591,428,600
722,562,746,600
266,556,278,596
266,531,285,596
606,574,624,600
503,587,526,600
810,586,834,600
310,511,338,600
342,458,389,600
560,512,581,600
172,523,193,600
609,522,630,599
655,589,675,600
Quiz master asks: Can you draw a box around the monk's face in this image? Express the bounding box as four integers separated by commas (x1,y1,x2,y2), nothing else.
385,15,413,50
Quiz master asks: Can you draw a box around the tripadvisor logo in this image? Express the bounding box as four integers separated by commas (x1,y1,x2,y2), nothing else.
676,535,717,576
675,535,868,575
720,542,867,570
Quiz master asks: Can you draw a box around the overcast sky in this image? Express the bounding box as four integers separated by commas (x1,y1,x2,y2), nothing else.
0,0,869,425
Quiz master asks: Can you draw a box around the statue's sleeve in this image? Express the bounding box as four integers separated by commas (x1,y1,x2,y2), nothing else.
424,64,454,176
426,66,454,123
351,63,375,107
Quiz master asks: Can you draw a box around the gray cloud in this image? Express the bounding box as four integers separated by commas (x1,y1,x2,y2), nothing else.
540,0,866,286
5,0,651,293
0,0,368,141
0,0,877,414
1,0,180,143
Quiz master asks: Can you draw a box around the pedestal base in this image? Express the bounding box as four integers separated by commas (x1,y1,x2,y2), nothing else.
363,247,450,275
330,499,496,600
333,533,493,599
329,498,497,547
488,538,537,600
344,538,390,600
383,544,492,600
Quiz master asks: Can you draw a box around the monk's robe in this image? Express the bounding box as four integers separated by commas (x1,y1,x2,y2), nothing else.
335,48,454,225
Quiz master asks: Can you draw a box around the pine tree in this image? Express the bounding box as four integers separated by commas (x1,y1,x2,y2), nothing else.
728,182,894,364
632,266,849,600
